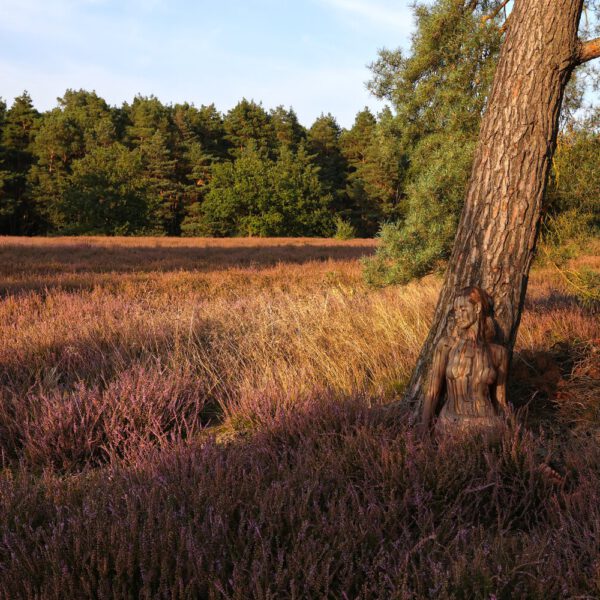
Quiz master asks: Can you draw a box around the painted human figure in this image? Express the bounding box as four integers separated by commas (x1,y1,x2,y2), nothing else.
421,287,510,437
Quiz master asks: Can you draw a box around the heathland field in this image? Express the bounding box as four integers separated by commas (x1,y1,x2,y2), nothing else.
1,237,599,598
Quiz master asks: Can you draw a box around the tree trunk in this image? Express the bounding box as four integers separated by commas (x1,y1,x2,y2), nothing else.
404,0,591,408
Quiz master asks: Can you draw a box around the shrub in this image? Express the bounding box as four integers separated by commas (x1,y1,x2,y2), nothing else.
333,215,357,240
362,218,452,286
2,400,600,598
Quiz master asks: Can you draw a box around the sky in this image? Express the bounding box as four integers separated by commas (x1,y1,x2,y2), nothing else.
0,0,417,128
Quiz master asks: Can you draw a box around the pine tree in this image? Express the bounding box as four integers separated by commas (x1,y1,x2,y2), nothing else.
124,95,173,148
0,98,9,229
60,143,146,234
139,130,182,235
364,0,503,283
224,99,276,158
362,108,404,221
270,106,306,151
57,89,116,151
0,99,6,132
267,143,333,236
404,0,600,407
180,141,215,236
173,103,227,159
306,114,348,206
200,142,333,237
28,90,119,231
28,109,80,229
340,107,403,235
1,92,40,234
340,108,376,166
201,144,271,236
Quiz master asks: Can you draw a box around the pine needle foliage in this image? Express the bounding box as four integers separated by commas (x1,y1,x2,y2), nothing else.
364,0,504,284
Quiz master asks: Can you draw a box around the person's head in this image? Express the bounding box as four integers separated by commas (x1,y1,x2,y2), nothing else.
454,286,493,342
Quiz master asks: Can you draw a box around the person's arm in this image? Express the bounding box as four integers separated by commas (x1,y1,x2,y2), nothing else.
421,338,451,432
492,345,510,414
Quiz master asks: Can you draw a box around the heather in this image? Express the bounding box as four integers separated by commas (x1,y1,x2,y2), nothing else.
0,237,599,598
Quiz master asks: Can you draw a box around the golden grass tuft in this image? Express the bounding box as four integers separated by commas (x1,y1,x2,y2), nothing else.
0,236,598,444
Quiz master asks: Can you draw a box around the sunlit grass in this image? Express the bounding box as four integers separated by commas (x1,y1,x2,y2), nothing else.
0,236,598,597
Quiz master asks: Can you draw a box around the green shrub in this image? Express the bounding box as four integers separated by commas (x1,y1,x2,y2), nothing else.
537,209,597,265
333,216,356,240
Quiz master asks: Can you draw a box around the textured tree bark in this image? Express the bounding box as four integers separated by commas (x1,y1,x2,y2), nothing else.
404,0,592,409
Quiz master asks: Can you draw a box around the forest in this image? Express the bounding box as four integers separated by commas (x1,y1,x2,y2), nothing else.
2,87,597,247
1,1,598,291
0,91,403,239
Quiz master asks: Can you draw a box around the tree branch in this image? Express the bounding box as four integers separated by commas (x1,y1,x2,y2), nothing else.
578,37,600,64
499,13,511,35
481,0,510,24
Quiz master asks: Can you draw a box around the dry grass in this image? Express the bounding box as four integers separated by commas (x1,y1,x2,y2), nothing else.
0,237,598,458
0,236,599,598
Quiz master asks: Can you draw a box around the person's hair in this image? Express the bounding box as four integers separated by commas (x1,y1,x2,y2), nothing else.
459,286,495,343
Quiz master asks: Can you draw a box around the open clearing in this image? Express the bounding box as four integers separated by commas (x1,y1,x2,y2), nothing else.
0,237,599,598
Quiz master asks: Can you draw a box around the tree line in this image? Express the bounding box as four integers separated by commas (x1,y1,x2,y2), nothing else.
0,0,597,263
0,91,403,238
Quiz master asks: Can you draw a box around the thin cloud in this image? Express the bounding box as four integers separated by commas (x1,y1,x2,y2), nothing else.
320,0,413,33
216,64,387,127
1,0,407,124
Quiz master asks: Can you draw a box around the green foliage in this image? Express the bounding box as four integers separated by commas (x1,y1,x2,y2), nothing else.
59,143,147,235
547,120,600,227
540,210,597,259
363,220,446,286
200,144,270,236
268,144,333,236
201,143,333,237
333,215,356,240
179,141,215,236
180,200,211,236
365,0,598,285
270,106,306,151
27,89,120,231
224,99,276,159
537,211,599,309
0,70,596,241
341,107,404,235
57,89,117,150
139,130,182,235
369,1,502,141
562,268,600,310
0,92,40,233
364,127,480,285
173,102,227,159
537,111,600,269
4,91,340,237
124,95,173,147
307,113,348,197
364,0,503,283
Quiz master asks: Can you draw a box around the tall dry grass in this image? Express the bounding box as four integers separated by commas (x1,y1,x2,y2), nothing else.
0,236,599,598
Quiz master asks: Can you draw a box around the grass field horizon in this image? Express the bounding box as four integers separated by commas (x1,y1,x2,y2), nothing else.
1,236,599,598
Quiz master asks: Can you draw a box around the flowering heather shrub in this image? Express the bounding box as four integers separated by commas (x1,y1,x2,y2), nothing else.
0,237,598,597
0,364,210,471
1,399,600,598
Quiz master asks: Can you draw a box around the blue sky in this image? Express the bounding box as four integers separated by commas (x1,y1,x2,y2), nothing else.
0,0,416,127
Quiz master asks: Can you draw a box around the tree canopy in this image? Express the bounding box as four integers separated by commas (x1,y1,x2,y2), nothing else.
0,93,407,237
0,8,597,242
364,0,598,284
